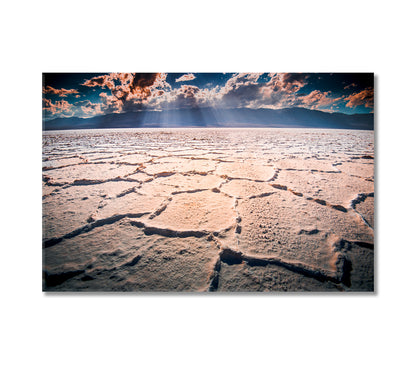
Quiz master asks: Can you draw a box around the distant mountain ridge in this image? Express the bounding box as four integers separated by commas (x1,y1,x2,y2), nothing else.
43,107,374,130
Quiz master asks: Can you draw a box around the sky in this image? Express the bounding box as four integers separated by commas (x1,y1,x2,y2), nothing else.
42,73,374,120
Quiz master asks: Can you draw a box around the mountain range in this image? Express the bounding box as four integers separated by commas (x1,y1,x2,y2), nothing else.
43,107,374,130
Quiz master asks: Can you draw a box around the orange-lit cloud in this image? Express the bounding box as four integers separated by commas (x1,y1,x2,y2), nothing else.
74,100,104,117
176,73,196,83
99,92,123,114
82,75,115,90
298,90,340,109
42,86,79,97
42,98,73,116
267,73,308,93
82,73,169,108
213,73,309,110
344,83,357,90
344,88,374,108
54,73,372,117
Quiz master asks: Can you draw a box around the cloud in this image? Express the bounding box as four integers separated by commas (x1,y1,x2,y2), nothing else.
82,73,159,99
121,73,159,102
218,73,262,107
297,90,340,109
151,85,202,109
209,73,310,110
43,97,106,119
121,73,171,112
43,86,79,97
73,100,104,117
148,73,322,111
173,85,200,107
344,82,357,90
81,75,116,90
143,80,220,110
81,73,171,112
78,72,309,113
217,73,307,110
109,73,133,86
217,73,349,112
223,73,262,90
267,73,308,93
176,73,196,83
99,92,123,114
42,98,74,117
172,84,219,108
344,88,374,108
45,73,370,120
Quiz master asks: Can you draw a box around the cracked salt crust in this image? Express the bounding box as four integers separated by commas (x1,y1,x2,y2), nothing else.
220,179,276,199
143,157,216,175
236,191,373,272
216,161,275,181
147,190,236,232
43,128,374,292
43,163,139,185
275,169,374,207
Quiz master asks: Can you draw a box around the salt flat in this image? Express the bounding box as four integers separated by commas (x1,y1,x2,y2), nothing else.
42,128,374,292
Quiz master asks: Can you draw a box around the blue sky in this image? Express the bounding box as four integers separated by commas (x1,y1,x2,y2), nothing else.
42,73,374,120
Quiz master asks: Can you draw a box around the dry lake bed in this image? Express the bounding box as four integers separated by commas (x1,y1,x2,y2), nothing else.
42,128,374,292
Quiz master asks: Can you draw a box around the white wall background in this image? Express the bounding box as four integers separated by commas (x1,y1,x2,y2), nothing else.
1,1,415,373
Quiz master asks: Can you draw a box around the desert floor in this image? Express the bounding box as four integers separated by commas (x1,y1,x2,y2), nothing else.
42,128,374,292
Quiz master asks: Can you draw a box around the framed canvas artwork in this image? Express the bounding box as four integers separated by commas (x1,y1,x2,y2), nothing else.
42,73,374,292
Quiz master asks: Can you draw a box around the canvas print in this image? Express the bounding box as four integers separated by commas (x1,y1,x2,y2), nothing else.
42,73,374,292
